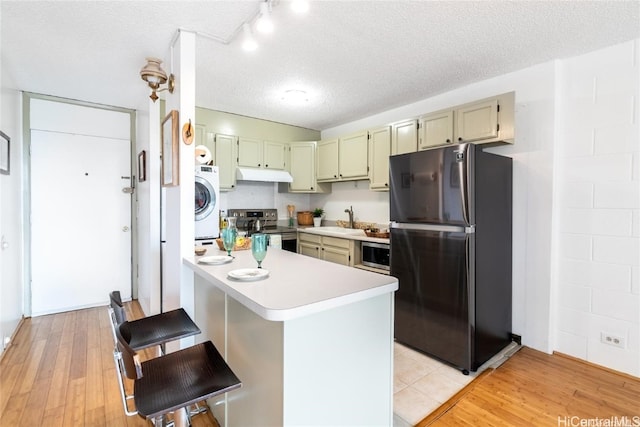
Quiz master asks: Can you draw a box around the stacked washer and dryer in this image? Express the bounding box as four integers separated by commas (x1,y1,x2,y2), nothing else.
195,164,220,243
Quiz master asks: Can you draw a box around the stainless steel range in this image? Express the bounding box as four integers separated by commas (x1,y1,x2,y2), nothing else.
227,208,298,253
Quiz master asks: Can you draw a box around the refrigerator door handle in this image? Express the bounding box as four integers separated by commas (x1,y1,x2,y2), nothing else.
390,221,475,233
457,144,472,225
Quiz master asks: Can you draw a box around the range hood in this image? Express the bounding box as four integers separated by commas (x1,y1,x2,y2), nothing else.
236,167,293,183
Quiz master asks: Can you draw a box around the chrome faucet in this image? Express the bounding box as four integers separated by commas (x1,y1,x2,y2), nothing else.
344,206,354,229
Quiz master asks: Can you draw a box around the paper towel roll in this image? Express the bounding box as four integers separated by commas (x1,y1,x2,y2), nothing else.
195,145,212,164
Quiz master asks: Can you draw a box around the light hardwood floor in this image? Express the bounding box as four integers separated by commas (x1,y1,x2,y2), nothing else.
0,302,218,426
420,347,640,426
2,303,638,426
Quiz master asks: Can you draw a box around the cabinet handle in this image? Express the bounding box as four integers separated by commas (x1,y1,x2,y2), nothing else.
258,163,261,167
446,139,451,143
458,137,463,142
385,183,388,186
265,164,268,167
339,174,342,177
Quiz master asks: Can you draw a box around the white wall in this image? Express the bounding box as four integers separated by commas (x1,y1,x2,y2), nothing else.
553,40,639,376
1,3,25,350
321,61,558,355
318,39,640,377
0,87,24,352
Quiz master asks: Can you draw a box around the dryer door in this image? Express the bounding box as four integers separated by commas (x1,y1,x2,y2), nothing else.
195,175,216,221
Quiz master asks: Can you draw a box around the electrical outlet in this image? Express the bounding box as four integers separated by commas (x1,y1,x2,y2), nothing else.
600,332,625,349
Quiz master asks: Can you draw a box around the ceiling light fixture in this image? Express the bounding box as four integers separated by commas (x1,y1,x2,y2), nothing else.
139,57,174,102
291,0,310,13
242,23,258,51
282,89,309,104
256,1,274,34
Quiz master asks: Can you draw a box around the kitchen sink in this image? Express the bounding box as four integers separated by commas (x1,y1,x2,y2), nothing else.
306,226,366,236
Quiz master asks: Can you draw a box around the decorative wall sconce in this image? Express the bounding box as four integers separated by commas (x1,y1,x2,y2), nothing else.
140,57,175,102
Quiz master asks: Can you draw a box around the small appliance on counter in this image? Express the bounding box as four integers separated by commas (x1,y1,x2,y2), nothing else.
227,208,297,253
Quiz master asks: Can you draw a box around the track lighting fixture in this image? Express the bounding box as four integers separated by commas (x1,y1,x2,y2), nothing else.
256,1,274,34
241,23,258,51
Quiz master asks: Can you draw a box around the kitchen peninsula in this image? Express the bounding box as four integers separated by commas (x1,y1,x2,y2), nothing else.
183,247,398,426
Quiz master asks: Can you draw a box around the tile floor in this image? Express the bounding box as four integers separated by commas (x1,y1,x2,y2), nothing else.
392,341,520,426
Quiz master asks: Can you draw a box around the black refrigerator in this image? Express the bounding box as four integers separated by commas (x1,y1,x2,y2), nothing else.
389,143,512,374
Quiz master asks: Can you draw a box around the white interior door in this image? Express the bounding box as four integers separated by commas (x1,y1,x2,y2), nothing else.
31,129,132,315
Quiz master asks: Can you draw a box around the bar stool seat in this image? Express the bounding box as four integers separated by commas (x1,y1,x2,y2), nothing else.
109,291,200,351
116,321,241,424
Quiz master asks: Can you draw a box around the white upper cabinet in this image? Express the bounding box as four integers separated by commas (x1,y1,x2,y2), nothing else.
263,140,287,170
391,119,418,155
317,138,339,181
238,137,286,170
238,137,263,168
417,92,515,150
368,126,391,191
419,110,454,150
338,131,369,180
317,132,369,182
455,98,499,143
288,142,330,193
214,133,238,190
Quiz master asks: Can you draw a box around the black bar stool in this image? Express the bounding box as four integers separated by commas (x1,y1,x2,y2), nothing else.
116,321,241,426
107,290,201,417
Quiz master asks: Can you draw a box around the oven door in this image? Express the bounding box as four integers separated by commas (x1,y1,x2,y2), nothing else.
280,233,297,253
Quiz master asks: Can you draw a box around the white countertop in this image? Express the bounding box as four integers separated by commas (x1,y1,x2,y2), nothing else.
297,227,390,244
184,247,397,321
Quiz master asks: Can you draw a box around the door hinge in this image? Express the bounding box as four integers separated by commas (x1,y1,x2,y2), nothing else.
496,123,500,132
497,104,500,112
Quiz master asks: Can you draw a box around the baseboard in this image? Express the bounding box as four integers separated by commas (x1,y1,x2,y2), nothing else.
553,350,640,381
0,316,26,363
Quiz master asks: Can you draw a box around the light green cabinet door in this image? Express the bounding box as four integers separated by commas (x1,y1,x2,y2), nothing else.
322,246,351,266
317,138,339,181
419,110,454,150
369,126,391,191
338,131,368,179
215,133,237,190
455,98,499,143
238,137,263,167
391,119,418,155
289,142,315,192
264,140,286,170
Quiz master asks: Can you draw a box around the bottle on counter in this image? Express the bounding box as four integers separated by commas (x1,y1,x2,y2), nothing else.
220,209,227,230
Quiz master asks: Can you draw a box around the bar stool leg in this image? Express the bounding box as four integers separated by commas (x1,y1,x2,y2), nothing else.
173,408,190,427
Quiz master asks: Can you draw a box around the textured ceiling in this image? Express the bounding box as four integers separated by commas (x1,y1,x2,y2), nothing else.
2,1,639,131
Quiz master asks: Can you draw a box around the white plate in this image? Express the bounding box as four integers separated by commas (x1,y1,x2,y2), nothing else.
198,255,234,265
227,268,269,282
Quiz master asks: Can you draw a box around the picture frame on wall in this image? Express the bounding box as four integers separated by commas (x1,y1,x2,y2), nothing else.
138,150,146,182
161,110,179,187
0,131,9,175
